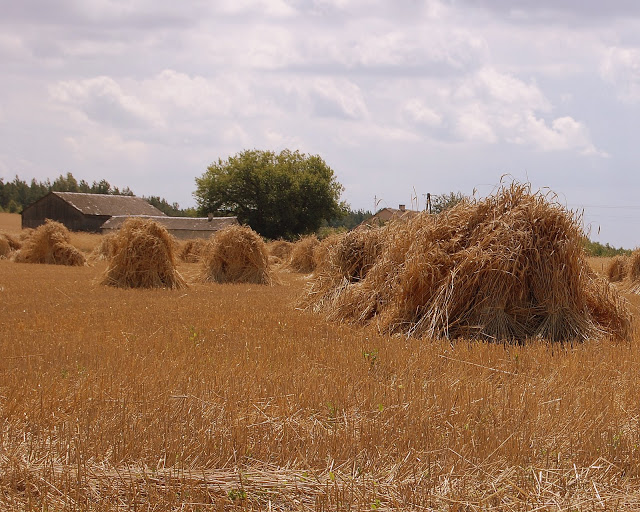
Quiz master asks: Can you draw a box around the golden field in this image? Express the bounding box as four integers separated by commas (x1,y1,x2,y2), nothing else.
2,214,640,510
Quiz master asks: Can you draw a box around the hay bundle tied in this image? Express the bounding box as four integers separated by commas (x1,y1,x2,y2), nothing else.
13,220,86,266
101,218,186,289
304,182,631,342
288,235,319,273
90,233,117,261
179,238,209,263
623,249,640,293
607,255,629,283
200,225,270,284
0,236,10,259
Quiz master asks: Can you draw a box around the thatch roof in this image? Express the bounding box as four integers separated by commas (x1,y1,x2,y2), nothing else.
51,192,164,217
101,215,238,233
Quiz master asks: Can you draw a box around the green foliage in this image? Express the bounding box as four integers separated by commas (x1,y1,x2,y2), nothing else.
430,191,467,214
194,149,346,239
144,196,197,217
327,208,373,230
0,173,188,216
582,238,630,257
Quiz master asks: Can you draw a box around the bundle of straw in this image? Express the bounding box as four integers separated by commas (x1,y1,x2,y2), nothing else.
288,236,319,273
13,220,86,266
267,240,294,261
101,218,186,289
607,255,629,283
304,182,631,342
200,225,270,284
90,233,118,261
179,238,209,263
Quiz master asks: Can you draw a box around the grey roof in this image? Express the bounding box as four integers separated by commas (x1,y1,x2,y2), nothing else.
52,192,165,216
101,215,238,232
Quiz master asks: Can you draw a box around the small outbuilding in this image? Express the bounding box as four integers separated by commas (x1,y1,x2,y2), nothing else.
101,215,239,240
356,204,421,229
22,192,165,232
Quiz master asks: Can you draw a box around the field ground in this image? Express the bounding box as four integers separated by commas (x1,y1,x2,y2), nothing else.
2,215,640,510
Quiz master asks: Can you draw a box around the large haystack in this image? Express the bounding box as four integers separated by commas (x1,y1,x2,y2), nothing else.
607,255,629,283
179,238,209,263
101,218,186,289
200,225,270,284
13,220,86,266
288,236,319,273
304,183,632,342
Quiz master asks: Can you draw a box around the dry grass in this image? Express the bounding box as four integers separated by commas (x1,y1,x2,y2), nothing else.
288,235,319,273
13,219,86,266
608,255,630,283
101,217,187,289
305,183,631,343
2,259,640,510
200,224,270,284
267,240,294,261
179,238,209,263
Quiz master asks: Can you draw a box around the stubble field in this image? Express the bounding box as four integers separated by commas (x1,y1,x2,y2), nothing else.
2,213,640,511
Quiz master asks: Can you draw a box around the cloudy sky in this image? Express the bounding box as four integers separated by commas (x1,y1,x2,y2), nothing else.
2,0,640,246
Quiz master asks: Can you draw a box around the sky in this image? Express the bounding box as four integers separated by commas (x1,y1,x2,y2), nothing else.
2,0,640,247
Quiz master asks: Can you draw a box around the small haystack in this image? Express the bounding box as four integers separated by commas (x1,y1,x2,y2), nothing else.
289,236,320,273
101,218,186,289
200,225,270,284
13,220,86,266
304,182,632,342
623,249,640,294
0,236,10,259
267,240,294,262
179,238,209,263
90,233,118,261
607,255,629,283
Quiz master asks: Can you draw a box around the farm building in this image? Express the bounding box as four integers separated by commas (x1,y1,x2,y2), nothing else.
356,204,421,229
22,192,165,232
101,215,238,240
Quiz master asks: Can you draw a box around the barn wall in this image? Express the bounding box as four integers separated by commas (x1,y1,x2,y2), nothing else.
21,194,109,232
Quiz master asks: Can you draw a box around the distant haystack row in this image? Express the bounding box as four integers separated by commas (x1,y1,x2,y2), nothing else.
607,250,640,294
13,220,86,266
304,183,632,343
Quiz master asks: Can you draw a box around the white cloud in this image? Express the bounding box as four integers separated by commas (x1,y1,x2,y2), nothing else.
600,46,640,102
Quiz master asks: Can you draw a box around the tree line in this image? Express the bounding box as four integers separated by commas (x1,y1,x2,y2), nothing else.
0,173,196,217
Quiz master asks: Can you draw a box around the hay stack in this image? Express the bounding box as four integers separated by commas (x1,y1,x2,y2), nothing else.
289,236,319,273
101,218,186,289
90,233,118,261
13,220,86,266
179,238,209,263
304,182,631,342
607,255,629,283
267,240,294,261
0,236,10,259
200,225,270,284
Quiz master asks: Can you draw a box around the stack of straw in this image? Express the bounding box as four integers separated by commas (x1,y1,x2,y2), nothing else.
288,236,319,273
101,218,186,289
13,220,86,266
304,183,631,342
200,225,270,284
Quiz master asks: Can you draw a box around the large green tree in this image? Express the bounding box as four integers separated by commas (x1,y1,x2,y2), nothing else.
194,149,345,239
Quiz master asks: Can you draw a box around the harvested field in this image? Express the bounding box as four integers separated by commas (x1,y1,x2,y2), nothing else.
305,183,631,343
13,219,86,266
101,217,186,289
2,256,640,510
200,224,270,284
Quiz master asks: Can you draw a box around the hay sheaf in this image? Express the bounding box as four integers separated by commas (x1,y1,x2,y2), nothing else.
200,225,270,284
101,218,186,289
288,236,319,273
179,238,209,263
607,255,629,283
90,233,118,261
304,183,632,342
623,250,640,294
13,220,86,266
267,240,294,261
